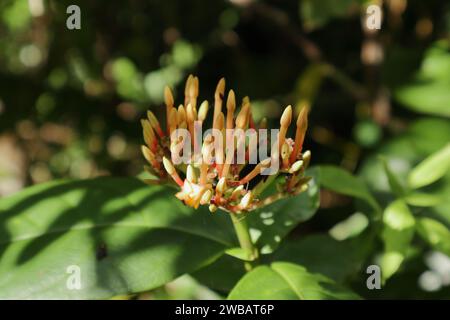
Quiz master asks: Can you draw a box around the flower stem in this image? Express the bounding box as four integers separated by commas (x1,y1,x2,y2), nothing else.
229,212,259,271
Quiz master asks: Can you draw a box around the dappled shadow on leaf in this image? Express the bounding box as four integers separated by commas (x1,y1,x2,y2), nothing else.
247,167,320,255
0,177,235,299
228,262,360,300
3,179,167,264
272,233,372,283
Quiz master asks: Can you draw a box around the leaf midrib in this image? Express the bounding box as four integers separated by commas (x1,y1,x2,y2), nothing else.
271,266,305,300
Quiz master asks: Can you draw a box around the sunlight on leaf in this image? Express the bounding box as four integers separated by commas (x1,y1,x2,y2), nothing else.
380,199,415,281
408,143,450,189
228,262,359,300
416,218,450,256
319,165,380,213
246,168,320,254
0,177,235,299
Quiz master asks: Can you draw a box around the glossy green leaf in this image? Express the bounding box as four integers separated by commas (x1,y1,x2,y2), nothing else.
404,192,443,207
395,81,450,117
246,168,320,254
354,120,382,147
329,212,369,241
192,254,246,293
380,200,415,280
272,234,369,282
416,218,450,256
408,143,450,189
359,118,450,193
319,165,380,212
0,177,235,299
228,262,359,300
426,172,450,224
380,156,406,197
358,118,450,225
225,247,255,261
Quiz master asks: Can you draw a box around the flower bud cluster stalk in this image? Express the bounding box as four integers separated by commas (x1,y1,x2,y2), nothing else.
141,75,311,215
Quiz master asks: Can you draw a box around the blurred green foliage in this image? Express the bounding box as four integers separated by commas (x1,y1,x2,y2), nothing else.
395,41,450,117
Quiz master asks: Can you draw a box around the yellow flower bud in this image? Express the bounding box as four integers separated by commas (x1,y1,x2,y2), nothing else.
186,165,197,183
200,189,212,205
198,100,209,122
216,177,227,194
289,160,304,173
162,157,175,175
240,191,253,210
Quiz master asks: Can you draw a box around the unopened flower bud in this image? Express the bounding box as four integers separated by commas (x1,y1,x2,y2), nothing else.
290,107,308,163
226,90,236,111
163,157,175,175
289,160,304,173
183,180,193,194
213,78,226,128
216,177,227,194
281,142,290,160
280,105,292,128
141,145,153,159
198,100,209,122
147,111,159,128
177,105,186,124
164,86,174,107
187,165,197,183
235,103,249,129
230,185,244,200
302,150,311,168
200,189,212,205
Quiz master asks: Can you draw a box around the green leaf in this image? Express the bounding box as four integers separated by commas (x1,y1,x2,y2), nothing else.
319,165,380,212
272,234,369,283
358,117,450,224
300,0,360,31
192,255,246,293
395,81,450,117
395,41,450,117
353,120,382,147
359,118,450,194
225,247,255,261
380,156,406,197
416,218,450,255
380,200,415,280
0,177,235,299
246,168,320,254
404,192,443,207
2,0,31,31
408,143,450,189
426,172,450,224
228,262,359,300
329,212,369,241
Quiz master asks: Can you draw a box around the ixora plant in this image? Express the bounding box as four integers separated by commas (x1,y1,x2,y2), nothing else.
140,75,311,212
1,76,448,300
140,75,311,263
0,75,358,300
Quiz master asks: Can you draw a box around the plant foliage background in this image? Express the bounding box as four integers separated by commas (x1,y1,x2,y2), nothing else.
0,0,449,299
